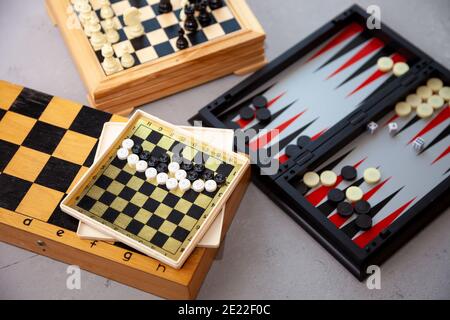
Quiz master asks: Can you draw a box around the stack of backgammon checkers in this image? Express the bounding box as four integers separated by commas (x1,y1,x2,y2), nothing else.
395,78,449,119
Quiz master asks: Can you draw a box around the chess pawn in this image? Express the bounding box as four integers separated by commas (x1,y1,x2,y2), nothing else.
184,5,198,32
101,44,121,75
100,0,114,20
79,2,93,26
89,22,108,50
208,0,223,10
123,7,144,39
176,28,189,50
158,0,173,14
104,18,120,43
74,0,89,12
121,46,135,68
179,0,189,21
198,1,211,24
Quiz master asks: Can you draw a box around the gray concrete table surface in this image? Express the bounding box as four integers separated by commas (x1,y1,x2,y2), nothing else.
0,0,449,300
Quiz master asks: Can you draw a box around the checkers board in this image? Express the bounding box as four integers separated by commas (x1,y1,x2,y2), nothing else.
61,110,249,269
45,0,266,114
0,80,251,298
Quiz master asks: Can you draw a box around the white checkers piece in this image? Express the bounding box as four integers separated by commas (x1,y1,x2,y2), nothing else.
395,102,412,117
346,186,364,203
117,148,129,160
168,162,181,176
122,138,134,150
179,179,191,192
127,154,139,168
175,169,187,181
417,86,433,101
393,62,409,77
166,178,178,191
388,122,399,136
145,167,157,180
303,172,320,188
439,87,450,102
413,137,425,153
192,180,205,193
427,78,444,93
406,94,422,109
320,170,337,187
136,160,148,173
364,168,381,185
367,122,379,135
205,180,218,193
417,103,434,119
428,95,445,110
377,57,394,73
156,172,169,186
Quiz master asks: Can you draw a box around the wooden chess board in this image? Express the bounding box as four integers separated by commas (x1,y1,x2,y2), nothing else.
62,110,250,268
0,81,251,298
45,0,266,114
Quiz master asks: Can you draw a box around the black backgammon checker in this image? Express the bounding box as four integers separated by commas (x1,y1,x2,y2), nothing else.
190,5,450,280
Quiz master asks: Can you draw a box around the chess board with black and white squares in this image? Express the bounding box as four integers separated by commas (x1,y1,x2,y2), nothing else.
74,120,236,257
82,0,241,75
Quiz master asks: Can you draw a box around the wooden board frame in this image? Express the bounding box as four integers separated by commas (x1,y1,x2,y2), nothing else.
45,0,266,114
0,81,251,299
61,110,250,269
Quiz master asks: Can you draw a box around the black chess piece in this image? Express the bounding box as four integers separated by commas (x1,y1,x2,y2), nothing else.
158,0,173,14
189,0,202,11
198,0,211,25
176,28,189,50
184,4,198,32
208,0,223,10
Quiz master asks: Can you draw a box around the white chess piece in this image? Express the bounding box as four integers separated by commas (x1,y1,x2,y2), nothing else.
100,0,115,20
123,7,144,39
120,46,135,69
104,18,120,43
89,21,107,50
179,0,189,21
74,0,88,12
101,44,121,75
79,2,93,26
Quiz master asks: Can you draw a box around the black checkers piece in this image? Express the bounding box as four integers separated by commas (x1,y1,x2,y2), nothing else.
132,144,143,155
187,171,199,182
297,136,311,148
252,96,268,109
139,150,152,161
181,162,193,172
147,158,159,168
341,166,357,181
285,145,301,158
159,153,170,164
355,214,373,231
337,202,354,218
240,106,254,121
156,163,168,173
355,200,371,215
256,108,271,123
194,163,205,174
214,173,226,186
328,188,345,204
202,170,214,181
